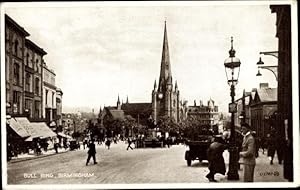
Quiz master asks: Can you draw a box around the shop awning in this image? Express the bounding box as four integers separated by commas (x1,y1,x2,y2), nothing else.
13,117,56,141
8,118,30,138
31,122,57,139
14,117,40,138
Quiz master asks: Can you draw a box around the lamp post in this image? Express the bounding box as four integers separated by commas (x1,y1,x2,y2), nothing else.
224,37,241,180
256,51,278,81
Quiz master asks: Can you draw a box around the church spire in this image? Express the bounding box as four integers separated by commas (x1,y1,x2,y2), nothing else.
158,20,172,90
126,95,129,104
117,94,121,109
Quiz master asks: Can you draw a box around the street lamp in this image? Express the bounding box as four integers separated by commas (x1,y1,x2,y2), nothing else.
224,36,240,180
256,51,278,81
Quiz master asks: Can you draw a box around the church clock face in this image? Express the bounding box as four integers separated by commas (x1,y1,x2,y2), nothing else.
158,93,163,99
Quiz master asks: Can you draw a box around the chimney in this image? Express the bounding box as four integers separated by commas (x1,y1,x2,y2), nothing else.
259,83,269,89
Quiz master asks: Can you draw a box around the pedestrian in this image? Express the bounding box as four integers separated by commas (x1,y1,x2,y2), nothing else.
267,128,277,165
166,137,171,148
206,135,226,182
86,139,97,166
260,137,266,154
126,137,134,150
36,141,42,155
239,123,256,182
54,142,59,153
83,137,88,149
105,138,111,150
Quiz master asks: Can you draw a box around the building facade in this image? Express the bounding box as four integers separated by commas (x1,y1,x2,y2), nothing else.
5,15,29,116
24,39,46,120
187,99,220,128
5,15,46,120
42,63,57,125
151,21,185,124
270,5,293,181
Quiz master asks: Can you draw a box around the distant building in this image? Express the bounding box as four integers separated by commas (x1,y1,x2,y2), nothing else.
56,88,63,129
249,85,277,139
42,63,57,125
235,88,257,128
187,99,220,128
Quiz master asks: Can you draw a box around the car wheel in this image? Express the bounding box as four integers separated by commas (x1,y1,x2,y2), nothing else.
187,159,192,166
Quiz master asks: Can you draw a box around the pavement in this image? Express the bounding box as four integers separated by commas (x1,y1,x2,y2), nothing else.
224,148,287,183
9,147,70,163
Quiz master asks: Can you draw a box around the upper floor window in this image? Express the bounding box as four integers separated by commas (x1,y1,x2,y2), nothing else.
25,73,31,92
13,63,20,85
35,78,40,95
14,40,19,55
26,53,29,66
35,59,39,72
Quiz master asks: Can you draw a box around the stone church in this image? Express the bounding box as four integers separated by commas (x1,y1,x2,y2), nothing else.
151,21,187,124
100,21,187,126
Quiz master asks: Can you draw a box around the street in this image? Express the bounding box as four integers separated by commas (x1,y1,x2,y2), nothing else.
7,142,286,184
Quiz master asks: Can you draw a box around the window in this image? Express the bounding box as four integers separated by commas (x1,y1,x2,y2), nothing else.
52,92,55,107
26,53,29,65
14,40,19,55
25,73,31,92
13,63,20,85
35,78,40,95
35,59,39,72
13,91,20,104
34,101,40,118
13,91,20,113
45,89,49,106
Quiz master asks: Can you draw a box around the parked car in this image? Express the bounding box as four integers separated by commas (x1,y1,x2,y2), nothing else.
69,140,80,150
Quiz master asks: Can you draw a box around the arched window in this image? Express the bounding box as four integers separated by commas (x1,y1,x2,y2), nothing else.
14,40,19,55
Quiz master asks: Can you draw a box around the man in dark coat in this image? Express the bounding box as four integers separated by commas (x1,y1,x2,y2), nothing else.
206,135,226,182
267,128,277,165
86,139,97,166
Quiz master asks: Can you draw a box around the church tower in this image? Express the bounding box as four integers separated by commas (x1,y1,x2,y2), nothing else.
152,21,180,124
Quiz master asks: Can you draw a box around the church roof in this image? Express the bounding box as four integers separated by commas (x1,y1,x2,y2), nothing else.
103,107,125,120
121,103,152,116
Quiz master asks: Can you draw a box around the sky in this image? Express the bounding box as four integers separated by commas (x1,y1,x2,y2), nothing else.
3,1,280,113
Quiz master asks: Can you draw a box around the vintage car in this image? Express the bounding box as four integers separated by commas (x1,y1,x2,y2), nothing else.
69,140,80,150
184,135,214,166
